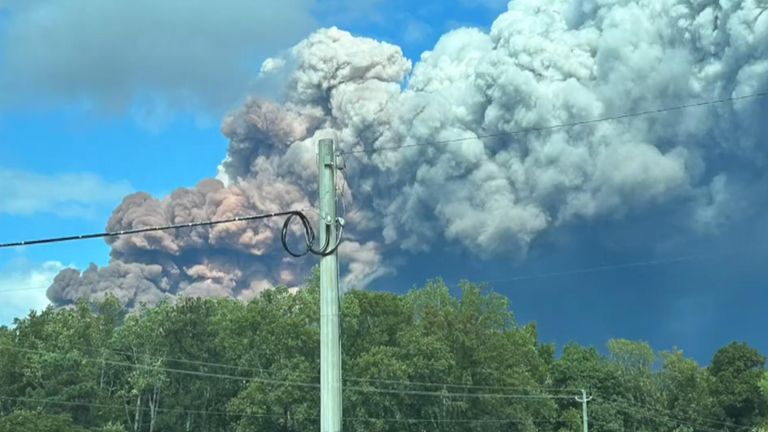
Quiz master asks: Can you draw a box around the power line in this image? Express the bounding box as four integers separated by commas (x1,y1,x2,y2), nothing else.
0,395,559,425
56,342,579,394
0,344,318,388
599,397,752,431
10,345,746,428
0,207,344,258
5,388,754,429
447,251,727,287
280,210,345,258
0,344,576,400
341,91,768,156
345,376,578,393
346,416,557,424
0,395,280,420
344,385,575,399
595,399,728,432
0,286,53,294
3,94,764,247
0,247,736,295
0,209,307,249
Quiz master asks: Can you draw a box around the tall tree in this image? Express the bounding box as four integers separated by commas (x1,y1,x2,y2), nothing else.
658,350,714,428
1,277,766,432
0,410,86,432
709,342,768,427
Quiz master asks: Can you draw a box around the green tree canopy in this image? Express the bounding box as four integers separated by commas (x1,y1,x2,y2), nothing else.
0,410,87,432
0,279,765,432
709,342,768,426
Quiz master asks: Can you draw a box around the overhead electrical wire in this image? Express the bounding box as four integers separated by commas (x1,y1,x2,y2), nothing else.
3,392,750,429
343,376,579,393
344,386,576,399
0,286,52,294
597,397,752,431
280,210,344,258
0,210,303,249
4,391,753,429
0,395,560,425
40,341,579,394
345,416,557,425
2,92,765,251
0,246,749,296
0,210,301,248
0,395,283,420
0,207,343,258
0,344,577,400
443,250,733,289
3,93,764,253
0,344,318,388
340,91,768,156
6,332,751,427
595,398,732,432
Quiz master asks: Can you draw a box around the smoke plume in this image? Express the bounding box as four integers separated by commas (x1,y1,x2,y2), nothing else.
49,0,768,308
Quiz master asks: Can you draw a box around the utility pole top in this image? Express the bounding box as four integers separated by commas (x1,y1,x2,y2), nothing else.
576,389,592,432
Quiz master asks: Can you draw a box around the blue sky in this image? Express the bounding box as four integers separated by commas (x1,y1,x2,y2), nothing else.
0,0,503,320
1,0,766,364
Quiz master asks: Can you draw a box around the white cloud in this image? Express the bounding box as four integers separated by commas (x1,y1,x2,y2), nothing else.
0,168,133,218
0,261,68,325
0,0,316,117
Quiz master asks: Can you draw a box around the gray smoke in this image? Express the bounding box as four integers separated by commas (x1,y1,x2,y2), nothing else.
49,0,768,308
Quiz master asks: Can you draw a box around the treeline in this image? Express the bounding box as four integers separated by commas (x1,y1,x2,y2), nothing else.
0,273,766,432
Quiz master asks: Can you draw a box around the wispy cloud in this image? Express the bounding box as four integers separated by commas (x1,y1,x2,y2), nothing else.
0,260,70,325
0,168,133,218
403,19,433,44
0,0,316,118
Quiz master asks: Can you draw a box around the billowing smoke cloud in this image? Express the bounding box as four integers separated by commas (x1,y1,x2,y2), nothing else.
49,0,768,308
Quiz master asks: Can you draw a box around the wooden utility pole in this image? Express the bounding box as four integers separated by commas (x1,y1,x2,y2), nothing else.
576,389,592,432
318,138,342,432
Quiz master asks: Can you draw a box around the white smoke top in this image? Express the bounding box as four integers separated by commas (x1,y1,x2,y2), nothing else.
49,0,768,308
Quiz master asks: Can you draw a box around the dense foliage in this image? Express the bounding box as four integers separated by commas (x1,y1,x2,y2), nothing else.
0,274,766,432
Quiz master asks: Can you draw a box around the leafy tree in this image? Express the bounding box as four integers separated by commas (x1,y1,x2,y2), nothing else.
226,285,320,432
99,422,128,432
0,276,765,432
551,344,624,430
708,342,768,427
659,350,713,424
0,410,86,432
